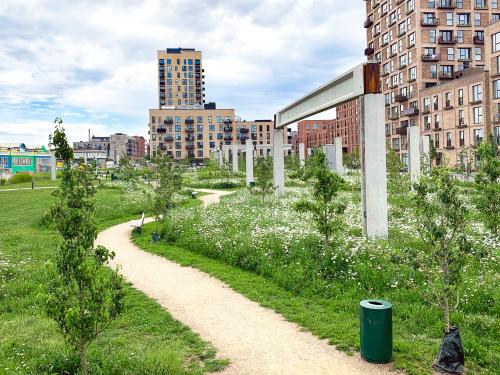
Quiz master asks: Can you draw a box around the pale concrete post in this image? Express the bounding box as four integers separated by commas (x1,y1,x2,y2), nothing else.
408,126,421,187
232,144,238,174
324,144,336,171
307,148,312,156
360,94,388,239
50,153,57,181
223,146,229,165
273,128,285,193
298,143,305,168
217,147,223,167
245,142,254,186
334,137,344,175
421,135,430,171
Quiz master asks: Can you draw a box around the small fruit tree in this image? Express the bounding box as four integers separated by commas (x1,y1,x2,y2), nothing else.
474,135,499,235
412,167,469,334
253,156,275,202
294,160,346,246
45,118,124,375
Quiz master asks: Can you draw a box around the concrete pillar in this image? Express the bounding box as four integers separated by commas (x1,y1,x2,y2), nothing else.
421,135,430,171
232,144,238,174
50,153,57,181
360,94,388,239
217,147,223,167
273,128,285,193
245,142,254,186
307,148,312,156
408,126,421,186
223,146,229,165
298,143,305,168
324,144,336,171
334,137,344,175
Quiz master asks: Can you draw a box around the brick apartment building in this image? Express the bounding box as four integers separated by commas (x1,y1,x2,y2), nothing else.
296,101,360,154
364,0,499,166
149,48,285,160
74,134,146,163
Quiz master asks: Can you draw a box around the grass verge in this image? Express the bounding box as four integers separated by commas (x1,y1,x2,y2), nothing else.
0,188,227,374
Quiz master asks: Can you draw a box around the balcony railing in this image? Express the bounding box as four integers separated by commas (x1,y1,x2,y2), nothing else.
185,127,194,133
223,118,233,124
438,37,457,44
364,47,375,56
164,119,173,125
458,119,467,128
185,118,194,124
364,18,373,28
185,135,194,141
434,123,442,131
421,18,439,26
422,106,431,114
157,128,166,133
473,36,485,44
239,128,249,133
224,126,233,132
395,94,408,102
185,144,195,150
439,72,454,79
403,107,419,117
396,126,408,136
422,54,440,61
437,0,455,9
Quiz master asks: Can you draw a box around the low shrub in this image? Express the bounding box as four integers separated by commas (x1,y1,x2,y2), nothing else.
9,173,33,184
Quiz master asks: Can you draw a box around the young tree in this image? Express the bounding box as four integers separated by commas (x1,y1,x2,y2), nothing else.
301,148,327,181
116,154,138,187
253,156,275,201
412,167,469,334
45,118,124,375
294,165,346,246
386,148,409,198
474,135,499,235
151,154,183,230
344,149,360,170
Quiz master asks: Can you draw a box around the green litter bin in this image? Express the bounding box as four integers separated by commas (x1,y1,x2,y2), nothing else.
360,299,393,363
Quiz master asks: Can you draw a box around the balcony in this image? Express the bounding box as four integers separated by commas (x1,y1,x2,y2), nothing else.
185,144,195,150
439,72,454,80
364,47,374,56
165,135,173,142
398,29,406,37
223,118,233,124
438,37,457,44
422,106,431,114
473,36,485,44
474,3,488,9
395,94,408,102
396,126,408,136
445,145,455,150
364,18,373,28
403,107,419,117
239,128,249,133
422,54,440,62
185,135,194,141
458,119,467,128
399,63,407,70
389,113,400,121
470,99,483,105
437,0,455,9
224,126,233,132
421,18,439,26
434,123,442,131
185,127,194,133
164,119,173,125
157,127,166,133
185,118,194,124
223,134,233,141
444,103,454,110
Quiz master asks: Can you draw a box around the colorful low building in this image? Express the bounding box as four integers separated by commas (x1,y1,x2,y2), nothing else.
0,144,54,174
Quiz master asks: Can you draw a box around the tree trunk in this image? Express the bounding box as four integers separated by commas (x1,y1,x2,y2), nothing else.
80,341,88,375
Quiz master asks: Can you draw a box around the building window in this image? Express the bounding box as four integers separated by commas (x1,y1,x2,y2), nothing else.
446,12,453,26
12,157,32,166
474,128,483,146
434,133,440,148
446,132,452,148
474,13,481,27
493,33,500,52
472,85,482,102
458,89,464,105
493,80,500,99
473,107,483,124
448,48,455,61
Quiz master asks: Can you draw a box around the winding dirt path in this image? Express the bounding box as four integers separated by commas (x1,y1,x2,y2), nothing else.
96,190,397,375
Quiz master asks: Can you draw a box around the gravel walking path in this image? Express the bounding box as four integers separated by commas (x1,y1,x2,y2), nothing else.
96,190,397,375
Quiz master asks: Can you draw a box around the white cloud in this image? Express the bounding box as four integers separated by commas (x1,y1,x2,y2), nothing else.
0,0,365,142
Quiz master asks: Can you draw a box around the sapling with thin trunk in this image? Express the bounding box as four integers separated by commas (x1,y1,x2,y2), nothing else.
412,167,469,334
253,156,275,201
45,118,124,375
294,163,346,246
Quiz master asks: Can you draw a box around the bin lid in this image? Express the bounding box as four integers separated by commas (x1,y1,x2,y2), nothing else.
360,299,392,310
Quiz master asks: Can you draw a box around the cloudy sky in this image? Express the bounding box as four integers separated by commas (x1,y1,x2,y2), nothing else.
0,0,365,145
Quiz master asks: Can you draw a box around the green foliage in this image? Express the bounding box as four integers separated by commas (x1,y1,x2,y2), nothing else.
474,135,499,235
386,149,409,198
253,156,275,201
45,121,124,375
456,146,475,180
8,173,33,184
49,117,73,162
344,150,360,170
152,154,184,226
294,165,346,245
301,148,327,181
116,155,139,187
412,167,470,333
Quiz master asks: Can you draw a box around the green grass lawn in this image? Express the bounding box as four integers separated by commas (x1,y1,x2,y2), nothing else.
0,187,227,374
134,213,499,375
0,179,59,190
